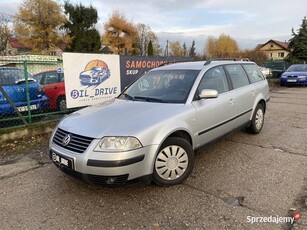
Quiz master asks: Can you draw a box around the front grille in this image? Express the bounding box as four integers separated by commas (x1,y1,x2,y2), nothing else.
53,128,94,153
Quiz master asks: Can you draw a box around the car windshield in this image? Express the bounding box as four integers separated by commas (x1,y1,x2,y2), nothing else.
286,65,307,72
0,69,32,85
119,69,200,103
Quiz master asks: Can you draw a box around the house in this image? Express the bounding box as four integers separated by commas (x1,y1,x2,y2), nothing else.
5,37,31,55
256,40,290,60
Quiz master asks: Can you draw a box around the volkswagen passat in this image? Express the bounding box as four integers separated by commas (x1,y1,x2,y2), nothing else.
49,60,269,186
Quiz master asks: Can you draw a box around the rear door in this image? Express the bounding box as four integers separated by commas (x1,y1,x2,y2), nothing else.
224,64,255,127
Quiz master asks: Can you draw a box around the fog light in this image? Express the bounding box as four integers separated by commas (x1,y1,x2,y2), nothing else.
106,177,116,184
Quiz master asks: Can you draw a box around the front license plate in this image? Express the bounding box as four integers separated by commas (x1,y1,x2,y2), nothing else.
287,79,297,82
51,152,73,169
17,104,37,112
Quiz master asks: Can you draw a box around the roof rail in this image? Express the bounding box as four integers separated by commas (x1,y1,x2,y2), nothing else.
204,58,250,65
158,62,176,67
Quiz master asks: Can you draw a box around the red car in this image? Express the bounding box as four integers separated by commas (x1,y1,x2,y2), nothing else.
33,70,66,110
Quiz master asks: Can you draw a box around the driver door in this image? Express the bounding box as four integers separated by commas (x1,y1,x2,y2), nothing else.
192,66,236,148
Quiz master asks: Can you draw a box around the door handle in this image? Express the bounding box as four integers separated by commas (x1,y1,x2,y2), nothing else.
251,90,255,96
229,99,235,105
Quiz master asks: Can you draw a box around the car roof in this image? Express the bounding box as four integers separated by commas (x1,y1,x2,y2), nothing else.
155,60,256,71
33,70,57,76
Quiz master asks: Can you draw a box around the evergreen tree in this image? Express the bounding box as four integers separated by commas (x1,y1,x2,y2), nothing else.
287,16,307,62
189,40,196,57
147,40,154,56
63,2,101,53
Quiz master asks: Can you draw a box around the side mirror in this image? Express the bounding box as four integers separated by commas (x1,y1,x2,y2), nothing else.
199,89,218,99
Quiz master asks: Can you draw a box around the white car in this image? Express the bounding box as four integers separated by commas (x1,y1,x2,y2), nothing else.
49,60,270,186
258,66,271,78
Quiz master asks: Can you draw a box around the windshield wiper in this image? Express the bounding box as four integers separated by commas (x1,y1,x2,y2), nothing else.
134,96,165,103
123,93,135,101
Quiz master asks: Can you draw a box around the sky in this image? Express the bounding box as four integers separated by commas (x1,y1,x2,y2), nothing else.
1,0,307,54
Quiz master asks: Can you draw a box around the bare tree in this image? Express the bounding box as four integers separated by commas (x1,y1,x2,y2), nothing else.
0,13,13,55
136,23,160,56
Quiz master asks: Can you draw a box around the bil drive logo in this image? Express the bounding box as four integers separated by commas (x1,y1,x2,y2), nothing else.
70,59,118,100
79,60,110,87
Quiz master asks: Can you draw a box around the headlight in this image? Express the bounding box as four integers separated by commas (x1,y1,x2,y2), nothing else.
94,136,142,152
280,75,287,79
297,76,306,79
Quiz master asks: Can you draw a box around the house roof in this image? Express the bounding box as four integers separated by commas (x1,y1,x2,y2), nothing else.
256,39,290,51
7,37,29,49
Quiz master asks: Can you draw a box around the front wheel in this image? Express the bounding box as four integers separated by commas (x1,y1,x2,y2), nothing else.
152,137,195,186
247,103,264,134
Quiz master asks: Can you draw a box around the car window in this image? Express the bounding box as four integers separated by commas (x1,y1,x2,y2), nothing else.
0,69,30,85
225,64,250,89
242,64,264,83
197,66,229,94
287,65,307,72
120,69,200,103
44,72,59,85
34,73,43,84
59,73,64,82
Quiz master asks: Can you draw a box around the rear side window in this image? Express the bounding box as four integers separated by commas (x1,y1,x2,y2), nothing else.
225,65,249,89
243,64,264,83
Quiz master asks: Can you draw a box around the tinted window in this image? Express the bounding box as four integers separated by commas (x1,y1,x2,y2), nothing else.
225,65,249,89
198,66,229,94
243,64,264,83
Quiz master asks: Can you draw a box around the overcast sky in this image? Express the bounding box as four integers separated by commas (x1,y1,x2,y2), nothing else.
1,0,306,54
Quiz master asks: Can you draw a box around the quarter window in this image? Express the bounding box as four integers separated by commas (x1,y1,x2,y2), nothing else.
197,66,229,94
242,64,264,83
225,65,250,89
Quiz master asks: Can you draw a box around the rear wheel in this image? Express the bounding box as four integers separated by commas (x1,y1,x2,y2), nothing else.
247,103,264,134
153,137,195,186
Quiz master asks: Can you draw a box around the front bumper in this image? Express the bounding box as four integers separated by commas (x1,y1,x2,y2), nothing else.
49,141,159,186
280,78,307,85
0,96,49,115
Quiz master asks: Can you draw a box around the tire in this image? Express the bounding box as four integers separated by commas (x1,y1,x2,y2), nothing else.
57,96,67,111
152,137,195,186
247,103,264,134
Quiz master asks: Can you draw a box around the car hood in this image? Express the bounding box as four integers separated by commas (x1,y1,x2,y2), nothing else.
59,98,185,138
283,71,307,76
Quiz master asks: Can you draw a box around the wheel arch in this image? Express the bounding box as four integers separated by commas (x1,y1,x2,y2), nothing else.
165,130,193,149
250,98,267,121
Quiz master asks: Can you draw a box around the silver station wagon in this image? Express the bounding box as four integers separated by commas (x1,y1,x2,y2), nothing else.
50,60,270,186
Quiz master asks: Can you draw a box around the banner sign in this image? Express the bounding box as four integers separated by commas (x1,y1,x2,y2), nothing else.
63,53,121,108
120,56,193,90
